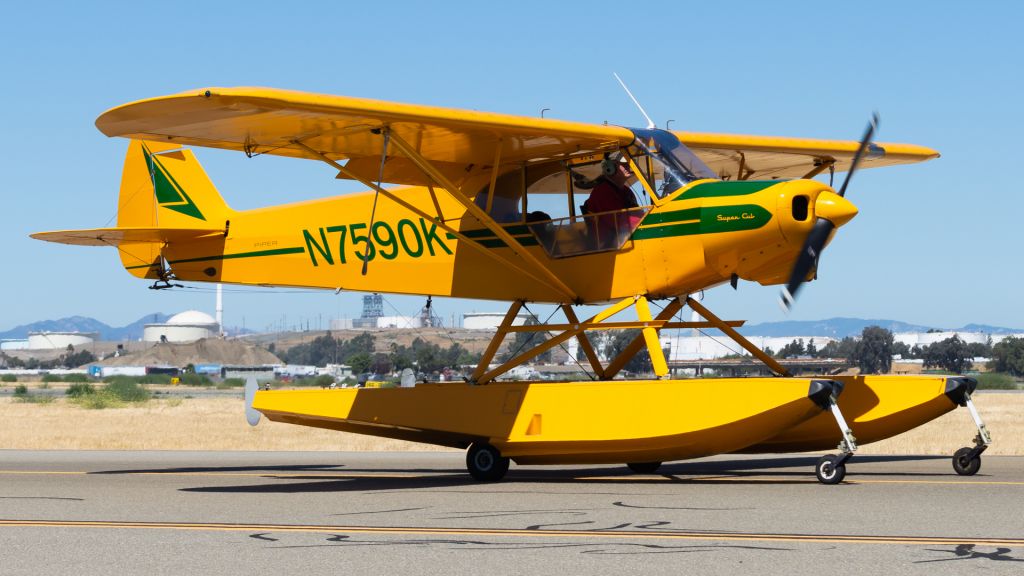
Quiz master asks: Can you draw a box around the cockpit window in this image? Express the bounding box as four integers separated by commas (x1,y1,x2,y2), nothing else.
629,128,717,197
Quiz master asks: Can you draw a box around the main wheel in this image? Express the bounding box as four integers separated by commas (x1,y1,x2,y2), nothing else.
466,443,510,482
815,454,847,485
626,462,662,474
952,447,981,476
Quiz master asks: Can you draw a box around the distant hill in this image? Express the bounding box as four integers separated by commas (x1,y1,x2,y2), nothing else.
739,317,1024,339
0,313,171,341
3,314,1020,342
956,323,1024,335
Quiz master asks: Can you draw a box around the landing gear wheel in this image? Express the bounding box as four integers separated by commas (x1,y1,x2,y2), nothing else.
627,462,662,474
816,454,847,485
952,447,981,476
466,443,510,482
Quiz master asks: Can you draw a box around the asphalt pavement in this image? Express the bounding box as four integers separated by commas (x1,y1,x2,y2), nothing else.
1,450,1022,575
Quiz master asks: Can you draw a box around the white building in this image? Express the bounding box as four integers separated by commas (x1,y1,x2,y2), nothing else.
463,312,533,330
143,310,219,343
375,315,421,329
26,331,97,350
332,316,420,329
560,334,836,362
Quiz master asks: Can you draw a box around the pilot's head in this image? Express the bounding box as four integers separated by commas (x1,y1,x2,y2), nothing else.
602,155,632,183
610,161,633,184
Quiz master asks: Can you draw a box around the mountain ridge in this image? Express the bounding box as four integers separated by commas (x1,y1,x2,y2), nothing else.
3,315,1021,342
0,314,171,341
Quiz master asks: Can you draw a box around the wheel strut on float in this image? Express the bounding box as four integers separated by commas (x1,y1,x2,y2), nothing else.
466,442,510,482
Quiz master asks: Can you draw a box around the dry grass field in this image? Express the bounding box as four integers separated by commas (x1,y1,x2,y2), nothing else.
0,397,452,452
0,393,1019,454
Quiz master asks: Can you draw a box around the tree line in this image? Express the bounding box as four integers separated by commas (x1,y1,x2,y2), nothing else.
275,332,479,376
771,328,1024,375
0,347,97,369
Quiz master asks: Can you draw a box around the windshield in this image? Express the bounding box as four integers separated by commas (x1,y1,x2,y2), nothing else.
630,128,717,197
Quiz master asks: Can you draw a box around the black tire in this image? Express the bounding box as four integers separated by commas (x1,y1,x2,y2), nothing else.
952,447,981,476
626,462,662,474
466,443,510,482
815,454,847,485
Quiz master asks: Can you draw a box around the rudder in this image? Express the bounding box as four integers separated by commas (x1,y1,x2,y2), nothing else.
117,140,232,277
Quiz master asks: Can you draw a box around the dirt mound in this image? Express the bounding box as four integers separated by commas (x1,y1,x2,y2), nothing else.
98,338,280,367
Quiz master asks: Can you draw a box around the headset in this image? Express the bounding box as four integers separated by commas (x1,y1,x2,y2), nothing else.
601,154,620,177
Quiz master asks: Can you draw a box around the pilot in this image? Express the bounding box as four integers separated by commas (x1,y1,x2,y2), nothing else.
582,156,639,248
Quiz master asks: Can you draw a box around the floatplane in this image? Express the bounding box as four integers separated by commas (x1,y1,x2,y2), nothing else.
33,85,991,483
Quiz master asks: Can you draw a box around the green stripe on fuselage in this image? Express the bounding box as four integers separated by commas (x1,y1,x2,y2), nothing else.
639,207,701,226
672,180,777,201
632,204,772,240
167,246,306,265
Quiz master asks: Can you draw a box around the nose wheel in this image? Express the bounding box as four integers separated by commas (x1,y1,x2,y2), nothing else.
952,445,983,476
815,390,857,485
816,453,850,484
951,389,991,477
466,443,510,482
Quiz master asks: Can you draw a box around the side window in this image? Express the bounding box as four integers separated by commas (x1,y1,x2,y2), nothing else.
522,155,651,258
472,169,526,223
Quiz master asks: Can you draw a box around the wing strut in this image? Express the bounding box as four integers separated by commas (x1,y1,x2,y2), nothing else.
387,132,580,303
290,140,574,301
685,296,791,377
469,296,747,384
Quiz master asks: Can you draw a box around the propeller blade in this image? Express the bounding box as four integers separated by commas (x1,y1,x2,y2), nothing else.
780,218,835,311
837,112,879,198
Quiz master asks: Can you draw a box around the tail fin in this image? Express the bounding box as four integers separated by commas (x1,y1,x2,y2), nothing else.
115,140,232,277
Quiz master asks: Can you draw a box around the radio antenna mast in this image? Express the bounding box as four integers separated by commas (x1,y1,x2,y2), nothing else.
613,72,656,129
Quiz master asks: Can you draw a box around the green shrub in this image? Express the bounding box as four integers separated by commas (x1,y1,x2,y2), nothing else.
63,373,90,383
73,392,124,409
41,374,62,383
974,372,1018,390
179,373,213,386
103,375,137,385
313,374,335,387
20,394,55,404
66,383,95,397
104,379,151,402
139,374,172,385
220,378,246,388
2,374,18,383
12,384,53,404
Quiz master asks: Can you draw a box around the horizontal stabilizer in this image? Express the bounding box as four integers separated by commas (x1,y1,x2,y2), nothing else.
31,227,223,247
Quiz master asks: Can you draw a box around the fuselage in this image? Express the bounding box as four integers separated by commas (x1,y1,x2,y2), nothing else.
161,177,855,304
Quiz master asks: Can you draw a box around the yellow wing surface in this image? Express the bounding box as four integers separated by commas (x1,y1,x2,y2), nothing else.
677,131,939,180
31,227,223,247
96,87,938,187
96,87,634,187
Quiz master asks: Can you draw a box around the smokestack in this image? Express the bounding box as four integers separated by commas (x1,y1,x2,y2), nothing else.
216,284,224,336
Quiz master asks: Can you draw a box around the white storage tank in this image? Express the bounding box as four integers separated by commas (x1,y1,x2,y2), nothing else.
143,310,219,343
27,332,97,350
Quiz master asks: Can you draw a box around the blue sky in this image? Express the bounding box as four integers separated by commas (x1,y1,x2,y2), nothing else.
1,1,1021,333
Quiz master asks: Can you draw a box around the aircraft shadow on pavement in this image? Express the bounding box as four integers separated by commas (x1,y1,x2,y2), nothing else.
166,454,959,494
91,464,347,475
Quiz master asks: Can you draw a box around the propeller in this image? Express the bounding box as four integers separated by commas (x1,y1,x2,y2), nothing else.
780,113,878,311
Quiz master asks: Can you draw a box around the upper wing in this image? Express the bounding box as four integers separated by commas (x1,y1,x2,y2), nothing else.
96,87,939,186
96,87,635,187
678,132,939,180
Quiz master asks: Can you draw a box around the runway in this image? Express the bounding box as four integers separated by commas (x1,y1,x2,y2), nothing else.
1,451,1022,575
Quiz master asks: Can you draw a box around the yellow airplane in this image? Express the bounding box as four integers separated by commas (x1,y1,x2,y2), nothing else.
33,87,991,484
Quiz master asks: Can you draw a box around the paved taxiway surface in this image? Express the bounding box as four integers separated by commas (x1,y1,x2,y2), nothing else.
1,450,1022,575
